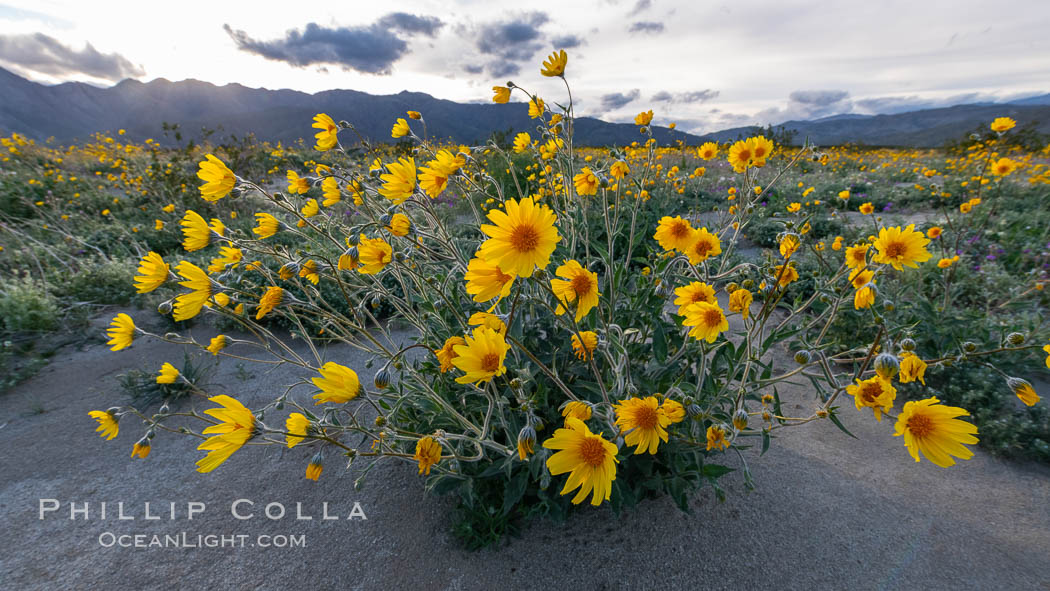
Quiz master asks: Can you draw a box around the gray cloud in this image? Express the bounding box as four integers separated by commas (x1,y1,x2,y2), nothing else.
476,12,549,60
651,89,719,103
680,90,720,103
469,12,551,78
225,14,442,75
628,21,664,34
0,33,144,81
600,88,640,110
788,89,850,106
487,59,522,78
628,0,652,16
462,63,485,75
753,89,853,123
376,13,444,37
551,34,584,49
853,92,1013,114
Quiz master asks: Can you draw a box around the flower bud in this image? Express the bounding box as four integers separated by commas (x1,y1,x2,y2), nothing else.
374,415,386,427
1006,332,1025,345
874,352,900,379
308,452,324,479
373,367,391,389
509,378,523,390
794,350,812,364
732,409,749,431
1006,377,1039,406
280,261,299,276
882,299,895,312
157,300,173,315
900,338,916,352
532,268,548,281
517,425,537,458
529,415,545,431
131,437,151,459
1005,377,1030,392
962,341,978,353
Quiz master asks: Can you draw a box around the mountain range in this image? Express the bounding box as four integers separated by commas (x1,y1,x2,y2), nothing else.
1,67,1047,148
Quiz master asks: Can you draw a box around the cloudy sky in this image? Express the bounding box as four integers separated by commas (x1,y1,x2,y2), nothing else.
1,0,1047,133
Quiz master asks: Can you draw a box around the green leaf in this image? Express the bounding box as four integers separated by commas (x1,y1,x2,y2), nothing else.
761,430,770,456
592,242,610,261
428,474,467,495
827,407,858,439
702,463,734,478
772,387,785,425
652,322,667,362
501,469,530,515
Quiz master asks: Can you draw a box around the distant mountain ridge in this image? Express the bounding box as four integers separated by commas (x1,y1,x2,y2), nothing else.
1,68,1048,148
0,67,694,148
700,103,1050,147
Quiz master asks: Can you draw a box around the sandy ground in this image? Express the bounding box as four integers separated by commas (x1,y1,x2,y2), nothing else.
2,311,1049,591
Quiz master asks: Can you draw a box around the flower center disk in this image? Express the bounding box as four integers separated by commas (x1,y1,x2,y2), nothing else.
571,274,593,296
908,414,934,437
480,353,501,373
578,437,606,467
510,224,540,252
635,405,659,429
860,382,882,403
885,241,906,258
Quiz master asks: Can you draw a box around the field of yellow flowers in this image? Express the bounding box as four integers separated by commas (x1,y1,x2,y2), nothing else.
2,51,1048,546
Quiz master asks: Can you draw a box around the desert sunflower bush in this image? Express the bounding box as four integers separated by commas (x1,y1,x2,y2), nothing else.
84,53,1048,545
